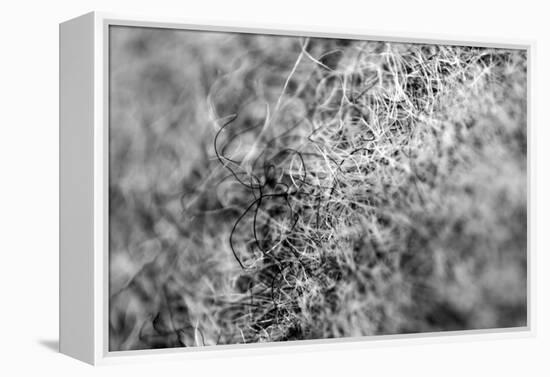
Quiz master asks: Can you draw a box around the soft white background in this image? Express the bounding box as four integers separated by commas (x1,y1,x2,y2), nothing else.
0,0,547,375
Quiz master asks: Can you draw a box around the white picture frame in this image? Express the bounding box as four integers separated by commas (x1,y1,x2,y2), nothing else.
59,11,535,365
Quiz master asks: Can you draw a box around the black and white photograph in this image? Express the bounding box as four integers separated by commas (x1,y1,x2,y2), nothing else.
108,25,527,351
4,0,550,374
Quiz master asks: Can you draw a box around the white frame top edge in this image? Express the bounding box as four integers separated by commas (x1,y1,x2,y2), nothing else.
91,10,534,50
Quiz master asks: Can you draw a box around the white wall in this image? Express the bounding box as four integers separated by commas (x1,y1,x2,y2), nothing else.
0,0,548,375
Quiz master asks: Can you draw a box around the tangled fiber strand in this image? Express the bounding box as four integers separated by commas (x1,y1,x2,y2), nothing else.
204,42,526,342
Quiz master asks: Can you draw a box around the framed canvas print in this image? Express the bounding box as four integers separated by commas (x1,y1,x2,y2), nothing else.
59,12,532,365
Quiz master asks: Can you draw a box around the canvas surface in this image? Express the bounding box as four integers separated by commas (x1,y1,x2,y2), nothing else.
108,25,527,351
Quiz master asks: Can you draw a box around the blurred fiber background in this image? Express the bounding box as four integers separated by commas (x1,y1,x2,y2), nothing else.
108,26,527,351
